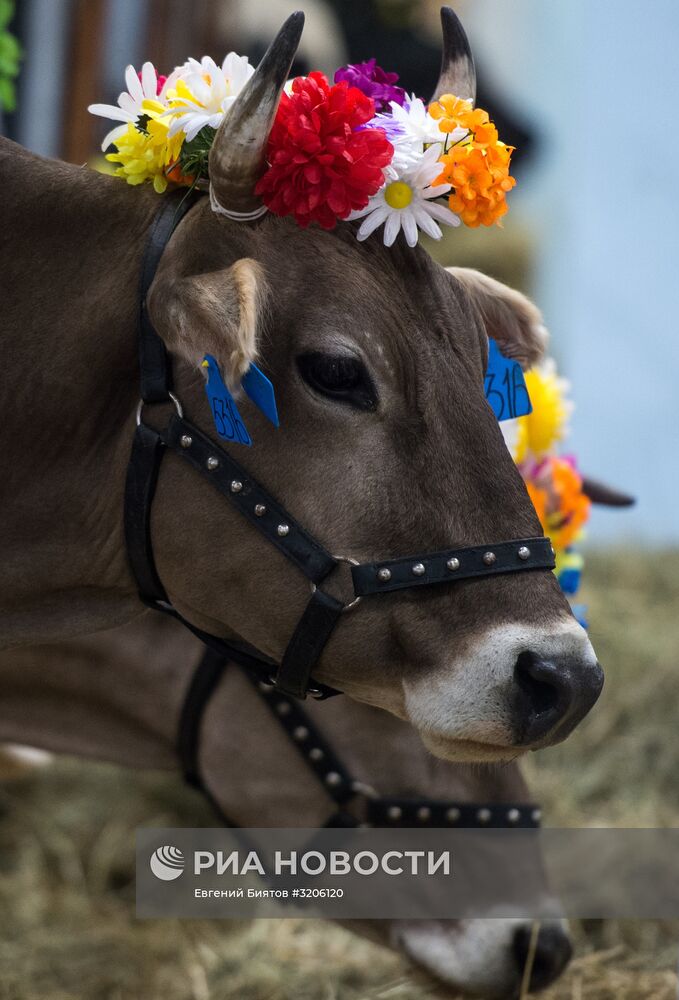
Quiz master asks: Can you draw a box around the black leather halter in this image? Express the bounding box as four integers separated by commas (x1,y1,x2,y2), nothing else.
178,648,542,831
124,192,555,700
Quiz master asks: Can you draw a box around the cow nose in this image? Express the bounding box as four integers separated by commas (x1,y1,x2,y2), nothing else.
514,650,604,745
513,923,573,991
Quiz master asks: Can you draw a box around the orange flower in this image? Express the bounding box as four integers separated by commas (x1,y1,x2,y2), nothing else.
430,96,499,146
165,160,194,185
526,482,548,527
429,93,473,133
527,459,591,553
429,93,517,228
464,114,498,148
437,139,515,227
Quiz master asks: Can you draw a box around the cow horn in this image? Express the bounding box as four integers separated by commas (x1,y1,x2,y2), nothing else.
430,6,476,105
581,476,636,508
208,11,304,219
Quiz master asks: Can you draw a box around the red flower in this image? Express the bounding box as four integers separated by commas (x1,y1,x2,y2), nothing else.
255,71,393,229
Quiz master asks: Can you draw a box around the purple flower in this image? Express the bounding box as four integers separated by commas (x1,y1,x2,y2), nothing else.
334,59,407,112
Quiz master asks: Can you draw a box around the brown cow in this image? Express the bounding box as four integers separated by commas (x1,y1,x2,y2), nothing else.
0,614,572,997
0,9,602,761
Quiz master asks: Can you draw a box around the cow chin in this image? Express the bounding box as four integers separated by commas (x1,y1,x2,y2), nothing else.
403,618,601,762
418,733,524,764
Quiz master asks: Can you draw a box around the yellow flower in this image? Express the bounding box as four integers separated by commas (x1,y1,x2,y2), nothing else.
105,98,185,194
515,360,572,462
144,98,184,163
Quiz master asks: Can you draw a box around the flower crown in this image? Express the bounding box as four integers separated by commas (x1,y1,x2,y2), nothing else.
89,53,515,247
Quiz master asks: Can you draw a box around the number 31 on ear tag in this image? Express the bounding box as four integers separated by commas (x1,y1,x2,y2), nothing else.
484,338,532,421
202,355,252,447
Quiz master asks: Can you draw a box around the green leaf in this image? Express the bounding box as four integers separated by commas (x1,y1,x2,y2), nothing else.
0,30,20,62
177,125,216,180
0,0,14,33
0,56,20,78
0,75,16,112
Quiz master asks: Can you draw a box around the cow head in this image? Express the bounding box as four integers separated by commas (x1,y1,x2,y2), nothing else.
145,9,602,762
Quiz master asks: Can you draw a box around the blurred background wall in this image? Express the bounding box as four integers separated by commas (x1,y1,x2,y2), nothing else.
2,0,677,543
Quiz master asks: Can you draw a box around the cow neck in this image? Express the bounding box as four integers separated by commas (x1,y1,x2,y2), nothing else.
0,149,164,647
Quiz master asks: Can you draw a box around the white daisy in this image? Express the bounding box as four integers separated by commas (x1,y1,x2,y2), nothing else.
165,53,255,142
372,94,466,170
350,145,460,248
88,62,168,151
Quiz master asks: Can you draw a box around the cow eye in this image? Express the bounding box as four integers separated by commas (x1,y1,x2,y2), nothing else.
297,352,377,411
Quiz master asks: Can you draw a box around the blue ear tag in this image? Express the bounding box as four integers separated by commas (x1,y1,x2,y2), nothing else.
241,362,279,428
484,338,532,421
202,354,252,447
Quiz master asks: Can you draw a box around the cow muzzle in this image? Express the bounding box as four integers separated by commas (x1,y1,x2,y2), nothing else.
393,917,572,998
403,619,602,761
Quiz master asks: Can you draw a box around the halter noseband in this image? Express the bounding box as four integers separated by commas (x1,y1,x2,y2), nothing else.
124,192,555,700
178,648,542,831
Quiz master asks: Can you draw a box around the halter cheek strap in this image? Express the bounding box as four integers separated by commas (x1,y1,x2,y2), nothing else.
178,648,543,831
124,193,555,700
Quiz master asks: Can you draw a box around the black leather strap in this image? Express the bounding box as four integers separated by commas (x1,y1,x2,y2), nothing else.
162,415,338,585
138,190,200,403
176,650,543,830
366,798,541,829
274,589,344,699
124,422,170,605
177,648,228,787
352,537,555,597
247,669,355,803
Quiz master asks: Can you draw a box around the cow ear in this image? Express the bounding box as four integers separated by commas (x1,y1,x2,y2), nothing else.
447,267,548,370
148,258,267,386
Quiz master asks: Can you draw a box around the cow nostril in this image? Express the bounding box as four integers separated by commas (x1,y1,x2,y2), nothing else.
515,650,560,718
514,651,567,744
513,648,604,746
513,923,573,991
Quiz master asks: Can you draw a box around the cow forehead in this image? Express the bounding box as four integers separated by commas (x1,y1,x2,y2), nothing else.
182,208,487,384
251,222,485,363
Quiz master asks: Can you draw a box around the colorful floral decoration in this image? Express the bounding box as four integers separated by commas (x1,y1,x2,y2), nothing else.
513,359,573,464
430,95,516,228
333,59,406,111
254,71,393,230
502,358,591,619
88,55,517,245
165,54,255,141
